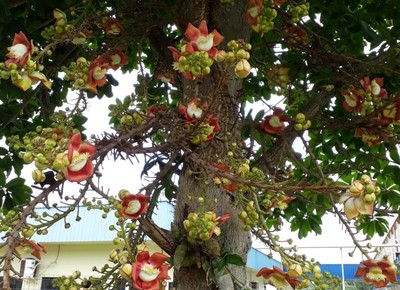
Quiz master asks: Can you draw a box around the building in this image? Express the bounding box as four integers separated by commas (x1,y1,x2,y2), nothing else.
1,202,280,290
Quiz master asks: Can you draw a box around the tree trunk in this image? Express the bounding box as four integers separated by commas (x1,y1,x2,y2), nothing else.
172,2,252,289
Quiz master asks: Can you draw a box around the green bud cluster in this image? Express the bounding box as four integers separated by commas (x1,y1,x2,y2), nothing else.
289,3,310,23
183,211,221,244
294,113,311,131
252,7,277,35
179,51,213,78
52,271,83,290
238,201,259,231
62,57,93,91
6,115,78,182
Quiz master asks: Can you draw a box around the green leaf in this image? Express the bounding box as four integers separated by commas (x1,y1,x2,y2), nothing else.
5,177,25,189
225,254,245,267
173,242,188,271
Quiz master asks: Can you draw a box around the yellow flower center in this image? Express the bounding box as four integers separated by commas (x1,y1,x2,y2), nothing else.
111,54,121,65
69,151,89,172
196,35,214,52
125,200,141,215
269,115,283,128
10,43,28,59
366,267,386,282
139,263,160,282
93,67,107,80
187,103,203,119
269,273,290,288
370,80,381,96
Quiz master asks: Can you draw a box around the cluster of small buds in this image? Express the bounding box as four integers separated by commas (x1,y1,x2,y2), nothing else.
41,9,73,40
266,65,290,90
289,2,310,23
52,270,82,290
117,111,146,133
238,200,259,231
294,113,311,131
62,57,93,91
221,40,252,78
262,191,293,212
256,7,278,34
0,210,18,233
109,249,130,265
183,210,229,244
179,51,214,78
7,124,76,183
350,175,381,204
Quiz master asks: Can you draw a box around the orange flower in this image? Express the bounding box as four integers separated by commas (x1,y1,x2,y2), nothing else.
341,85,364,113
257,266,299,289
132,251,170,290
261,108,288,134
354,258,397,288
184,20,223,58
15,239,47,260
5,32,33,67
64,133,96,182
102,18,124,35
104,48,128,70
119,193,148,220
360,76,388,99
246,0,263,26
147,104,165,118
212,163,236,192
87,56,109,93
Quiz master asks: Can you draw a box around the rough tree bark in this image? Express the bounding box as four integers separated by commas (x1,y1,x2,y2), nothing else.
172,2,253,289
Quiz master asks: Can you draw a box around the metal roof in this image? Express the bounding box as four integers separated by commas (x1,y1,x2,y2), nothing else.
29,203,279,270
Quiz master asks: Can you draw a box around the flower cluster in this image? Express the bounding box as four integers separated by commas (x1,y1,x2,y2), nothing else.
63,49,127,94
341,76,400,146
266,64,290,89
289,3,310,23
294,112,311,131
8,126,96,183
179,98,220,144
339,175,380,219
169,20,223,80
257,266,300,290
183,211,230,243
246,0,278,34
0,32,52,91
101,17,124,36
354,258,397,288
117,190,148,220
261,108,288,134
238,200,259,231
212,163,236,192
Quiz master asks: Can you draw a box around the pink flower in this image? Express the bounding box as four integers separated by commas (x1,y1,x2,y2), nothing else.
355,127,388,147
101,18,124,35
246,0,263,26
5,32,33,67
203,114,220,141
15,239,47,260
147,104,165,118
119,193,148,219
360,76,387,99
104,49,128,70
341,85,364,113
184,20,223,58
87,56,109,93
132,251,170,290
257,266,299,289
354,259,397,288
64,133,96,182
212,163,236,192
261,108,288,134
157,73,175,84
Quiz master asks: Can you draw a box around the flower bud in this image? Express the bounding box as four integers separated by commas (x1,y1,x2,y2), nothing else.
288,264,302,278
364,193,376,203
119,264,132,279
234,59,251,78
295,113,306,123
32,169,46,183
118,189,130,200
23,152,34,164
349,180,364,197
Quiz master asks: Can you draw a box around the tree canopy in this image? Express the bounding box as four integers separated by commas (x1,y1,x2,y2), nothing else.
0,0,400,289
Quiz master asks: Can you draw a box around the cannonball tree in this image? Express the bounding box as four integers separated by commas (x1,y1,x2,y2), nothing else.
0,0,400,289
